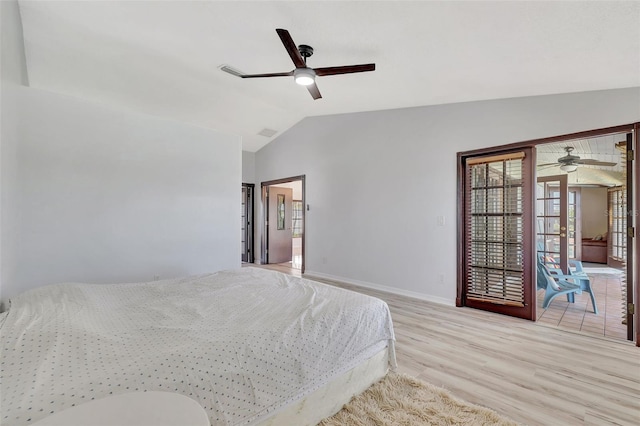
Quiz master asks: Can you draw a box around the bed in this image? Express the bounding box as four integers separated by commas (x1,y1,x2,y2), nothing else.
0,267,396,425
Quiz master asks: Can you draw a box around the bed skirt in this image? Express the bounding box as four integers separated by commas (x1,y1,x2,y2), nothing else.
257,346,390,426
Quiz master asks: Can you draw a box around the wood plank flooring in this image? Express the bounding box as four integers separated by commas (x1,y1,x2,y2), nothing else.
257,264,640,426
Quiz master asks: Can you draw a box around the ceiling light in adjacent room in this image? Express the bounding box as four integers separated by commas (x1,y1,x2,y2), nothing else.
560,164,578,172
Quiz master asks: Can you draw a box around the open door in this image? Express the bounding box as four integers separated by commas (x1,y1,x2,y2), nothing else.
536,175,569,273
458,149,536,320
266,186,293,264
261,176,306,272
623,131,635,342
610,132,636,342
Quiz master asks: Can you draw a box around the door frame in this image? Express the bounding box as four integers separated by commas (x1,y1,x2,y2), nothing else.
635,123,639,346
260,175,306,273
457,123,638,345
241,183,255,263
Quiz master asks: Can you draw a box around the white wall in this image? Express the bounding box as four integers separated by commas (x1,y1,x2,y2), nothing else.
581,187,608,238
1,86,241,305
255,88,640,305
242,151,255,184
270,182,302,200
1,0,30,304
1,3,241,308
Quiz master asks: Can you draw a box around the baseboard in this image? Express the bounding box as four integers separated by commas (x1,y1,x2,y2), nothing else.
303,270,455,307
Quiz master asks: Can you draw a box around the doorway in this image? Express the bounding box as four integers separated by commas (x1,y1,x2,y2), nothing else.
241,183,254,263
458,123,638,345
535,133,634,341
261,176,305,273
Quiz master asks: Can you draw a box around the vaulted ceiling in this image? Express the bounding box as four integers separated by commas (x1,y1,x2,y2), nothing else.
17,1,640,152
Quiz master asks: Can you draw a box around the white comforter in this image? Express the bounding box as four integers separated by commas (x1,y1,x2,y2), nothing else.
0,267,395,425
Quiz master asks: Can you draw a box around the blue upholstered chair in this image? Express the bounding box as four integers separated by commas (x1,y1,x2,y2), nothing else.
537,260,582,309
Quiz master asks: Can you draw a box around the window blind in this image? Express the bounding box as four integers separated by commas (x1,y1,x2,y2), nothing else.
608,187,626,261
466,154,525,306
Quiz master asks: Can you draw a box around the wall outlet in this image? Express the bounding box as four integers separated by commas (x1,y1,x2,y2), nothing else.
322,257,328,264
153,275,160,281
438,274,444,284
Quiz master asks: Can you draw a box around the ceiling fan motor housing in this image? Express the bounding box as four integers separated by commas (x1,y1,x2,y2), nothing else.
559,146,580,164
298,44,314,59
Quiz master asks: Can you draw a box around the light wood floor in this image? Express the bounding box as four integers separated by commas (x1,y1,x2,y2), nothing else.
256,263,640,426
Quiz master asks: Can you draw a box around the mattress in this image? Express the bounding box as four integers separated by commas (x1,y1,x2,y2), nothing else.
259,346,389,425
0,267,396,425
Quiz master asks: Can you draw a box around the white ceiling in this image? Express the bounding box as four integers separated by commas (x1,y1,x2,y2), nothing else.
18,0,640,152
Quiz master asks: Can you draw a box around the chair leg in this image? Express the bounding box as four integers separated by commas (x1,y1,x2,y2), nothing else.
543,292,555,309
589,291,598,314
545,290,576,309
564,277,598,314
580,279,598,315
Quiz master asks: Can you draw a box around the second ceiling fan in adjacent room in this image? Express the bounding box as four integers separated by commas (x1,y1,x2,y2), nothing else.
538,146,617,173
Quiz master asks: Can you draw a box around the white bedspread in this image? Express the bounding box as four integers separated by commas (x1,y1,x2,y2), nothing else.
0,268,395,425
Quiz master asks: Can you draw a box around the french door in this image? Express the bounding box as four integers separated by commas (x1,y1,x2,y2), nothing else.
459,149,535,320
536,175,569,273
623,131,635,342
458,123,637,343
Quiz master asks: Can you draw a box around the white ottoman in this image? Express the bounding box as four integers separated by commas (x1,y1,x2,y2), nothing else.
31,392,209,426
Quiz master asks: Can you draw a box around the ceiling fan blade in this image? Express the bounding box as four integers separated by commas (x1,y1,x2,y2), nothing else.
537,163,560,167
314,64,376,76
576,159,617,167
276,28,306,68
220,65,293,79
307,82,322,100
239,71,294,79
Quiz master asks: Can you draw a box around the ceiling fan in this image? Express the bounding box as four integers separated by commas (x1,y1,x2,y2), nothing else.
538,146,616,172
220,28,375,100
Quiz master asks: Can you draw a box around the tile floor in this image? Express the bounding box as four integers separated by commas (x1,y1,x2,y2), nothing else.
536,263,629,340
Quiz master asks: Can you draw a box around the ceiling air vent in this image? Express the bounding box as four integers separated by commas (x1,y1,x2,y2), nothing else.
258,128,278,138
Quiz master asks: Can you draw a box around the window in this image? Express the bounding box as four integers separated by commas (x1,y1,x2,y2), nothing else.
292,200,303,237
568,190,578,259
609,186,626,261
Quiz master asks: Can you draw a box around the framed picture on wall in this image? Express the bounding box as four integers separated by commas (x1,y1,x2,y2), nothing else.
277,194,285,230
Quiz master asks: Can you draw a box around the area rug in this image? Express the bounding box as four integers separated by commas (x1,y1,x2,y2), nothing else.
318,371,519,426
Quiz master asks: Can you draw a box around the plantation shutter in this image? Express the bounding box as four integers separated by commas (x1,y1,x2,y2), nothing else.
462,150,534,319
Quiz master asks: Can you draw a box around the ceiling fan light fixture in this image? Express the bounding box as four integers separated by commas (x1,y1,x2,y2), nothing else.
294,68,316,86
560,163,578,173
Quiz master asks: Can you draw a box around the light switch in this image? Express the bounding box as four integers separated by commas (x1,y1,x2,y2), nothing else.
437,215,445,226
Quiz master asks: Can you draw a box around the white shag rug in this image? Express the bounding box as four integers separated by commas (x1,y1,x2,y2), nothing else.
318,372,520,426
